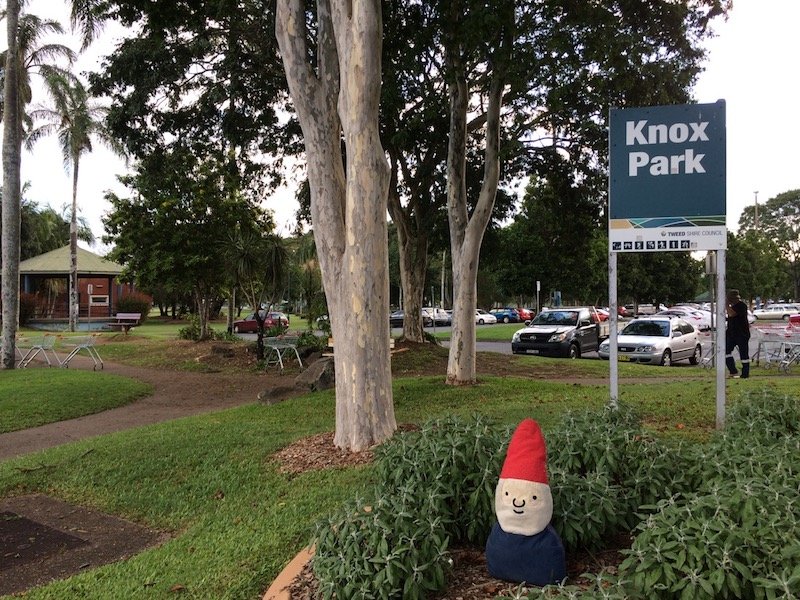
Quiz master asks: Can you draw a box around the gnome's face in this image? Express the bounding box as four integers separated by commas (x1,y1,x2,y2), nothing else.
495,477,553,536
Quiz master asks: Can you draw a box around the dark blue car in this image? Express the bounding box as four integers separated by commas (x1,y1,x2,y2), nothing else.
490,308,521,323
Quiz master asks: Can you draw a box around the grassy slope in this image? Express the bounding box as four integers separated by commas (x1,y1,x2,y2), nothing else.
0,370,152,433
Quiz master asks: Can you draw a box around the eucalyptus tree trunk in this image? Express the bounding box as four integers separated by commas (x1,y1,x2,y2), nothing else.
1,0,22,369
445,36,506,386
276,0,396,451
69,159,80,331
387,184,428,343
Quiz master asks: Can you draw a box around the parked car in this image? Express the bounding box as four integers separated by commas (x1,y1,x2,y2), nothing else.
511,306,609,358
475,309,498,325
389,310,406,327
598,316,701,366
753,304,800,321
423,307,451,326
658,307,712,330
515,307,534,321
233,311,289,333
390,309,437,327
490,308,521,323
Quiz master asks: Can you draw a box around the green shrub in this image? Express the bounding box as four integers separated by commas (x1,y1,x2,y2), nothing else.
616,389,800,600
374,414,506,544
314,415,505,599
116,291,152,324
297,330,326,352
314,492,451,600
548,404,694,532
19,292,36,324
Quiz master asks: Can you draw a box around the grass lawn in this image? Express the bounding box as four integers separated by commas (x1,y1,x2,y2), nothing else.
0,370,152,433
4,323,800,598
2,347,799,599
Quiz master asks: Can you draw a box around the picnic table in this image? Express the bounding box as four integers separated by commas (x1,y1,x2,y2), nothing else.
265,336,303,371
106,312,141,334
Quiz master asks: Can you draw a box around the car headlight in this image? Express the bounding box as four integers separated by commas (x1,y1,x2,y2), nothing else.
548,332,568,343
599,341,609,351
512,331,521,343
637,345,655,352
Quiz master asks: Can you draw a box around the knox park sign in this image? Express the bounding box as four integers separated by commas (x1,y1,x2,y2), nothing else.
608,101,726,252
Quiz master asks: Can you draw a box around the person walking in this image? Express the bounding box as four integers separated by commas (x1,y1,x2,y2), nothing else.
725,289,751,379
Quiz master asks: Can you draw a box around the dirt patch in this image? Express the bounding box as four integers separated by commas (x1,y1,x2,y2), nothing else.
0,494,167,596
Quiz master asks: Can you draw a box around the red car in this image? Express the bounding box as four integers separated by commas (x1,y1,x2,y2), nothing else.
516,307,534,321
233,311,289,333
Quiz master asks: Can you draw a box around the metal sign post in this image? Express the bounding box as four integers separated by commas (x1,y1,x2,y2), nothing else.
608,101,727,426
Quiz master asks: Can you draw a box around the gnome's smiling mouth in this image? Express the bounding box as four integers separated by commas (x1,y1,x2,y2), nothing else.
513,509,524,514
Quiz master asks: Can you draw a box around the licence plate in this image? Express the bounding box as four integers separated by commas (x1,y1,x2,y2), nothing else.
618,354,630,361
528,349,539,355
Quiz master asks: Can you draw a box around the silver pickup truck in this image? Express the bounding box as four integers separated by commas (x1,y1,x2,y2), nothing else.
511,306,609,359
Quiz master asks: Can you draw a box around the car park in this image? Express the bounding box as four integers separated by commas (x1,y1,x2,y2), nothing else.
511,306,608,358
753,304,800,321
598,316,701,366
475,309,498,325
491,308,521,323
233,311,289,333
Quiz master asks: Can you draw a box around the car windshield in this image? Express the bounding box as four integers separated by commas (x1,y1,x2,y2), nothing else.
622,321,670,337
532,311,578,326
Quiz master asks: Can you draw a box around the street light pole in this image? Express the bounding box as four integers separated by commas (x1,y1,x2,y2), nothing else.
754,190,759,230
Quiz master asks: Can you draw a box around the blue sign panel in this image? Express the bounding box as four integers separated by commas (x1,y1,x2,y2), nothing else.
609,101,726,252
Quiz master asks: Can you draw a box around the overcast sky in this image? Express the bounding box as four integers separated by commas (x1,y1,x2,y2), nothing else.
9,0,800,251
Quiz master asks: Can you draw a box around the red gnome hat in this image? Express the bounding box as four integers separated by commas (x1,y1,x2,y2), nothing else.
499,418,548,484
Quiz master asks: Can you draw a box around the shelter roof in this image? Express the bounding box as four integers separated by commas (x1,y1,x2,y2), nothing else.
19,246,124,276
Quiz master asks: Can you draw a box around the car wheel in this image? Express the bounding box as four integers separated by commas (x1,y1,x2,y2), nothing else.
689,345,701,365
503,316,510,323
233,324,240,333
660,349,672,367
478,319,484,324
568,344,580,359
783,314,790,321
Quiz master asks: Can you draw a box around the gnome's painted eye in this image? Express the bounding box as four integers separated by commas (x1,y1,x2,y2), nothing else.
532,495,537,500
505,491,509,496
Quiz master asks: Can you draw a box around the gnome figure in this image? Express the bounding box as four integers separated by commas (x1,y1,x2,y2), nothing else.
485,418,566,586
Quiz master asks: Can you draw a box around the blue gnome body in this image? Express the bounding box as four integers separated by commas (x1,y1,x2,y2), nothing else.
485,522,566,585
484,418,566,586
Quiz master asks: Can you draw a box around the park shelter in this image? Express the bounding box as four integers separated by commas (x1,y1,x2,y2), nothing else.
19,245,133,321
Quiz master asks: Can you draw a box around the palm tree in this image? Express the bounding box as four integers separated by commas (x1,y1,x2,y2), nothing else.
27,75,125,331
1,9,76,367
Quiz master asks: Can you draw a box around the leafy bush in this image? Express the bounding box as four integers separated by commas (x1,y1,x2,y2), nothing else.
19,292,36,325
313,415,506,599
316,392,800,599
374,415,506,544
616,389,800,600
296,330,326,353
548,404,694,534
116,291,152,324
177,314,226,341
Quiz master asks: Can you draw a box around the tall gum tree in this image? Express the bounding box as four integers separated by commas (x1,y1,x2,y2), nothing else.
276,0,396,451
444,0,512,385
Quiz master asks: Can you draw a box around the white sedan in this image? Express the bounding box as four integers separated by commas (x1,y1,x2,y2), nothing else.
475,309,497,325
598,316,701,366
753,304,800,321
